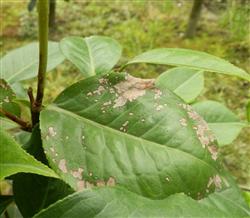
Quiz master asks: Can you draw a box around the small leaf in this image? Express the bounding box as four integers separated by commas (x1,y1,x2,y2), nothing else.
60,36,122,76
156,67,204,103
127,48,250,81
0,42,65,84
192,101,247,146
0,127,58,180
34,185,250,218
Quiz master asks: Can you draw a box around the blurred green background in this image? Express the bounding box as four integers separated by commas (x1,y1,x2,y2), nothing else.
1,0,249,189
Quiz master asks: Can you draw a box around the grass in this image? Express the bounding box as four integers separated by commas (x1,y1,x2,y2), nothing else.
1,0,250,187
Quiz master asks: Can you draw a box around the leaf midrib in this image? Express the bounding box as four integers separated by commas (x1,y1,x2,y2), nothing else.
127,60,250,81
174,70,203,93
48,104,219,173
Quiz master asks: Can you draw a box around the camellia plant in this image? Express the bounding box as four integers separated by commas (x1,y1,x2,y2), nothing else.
0,1,250,217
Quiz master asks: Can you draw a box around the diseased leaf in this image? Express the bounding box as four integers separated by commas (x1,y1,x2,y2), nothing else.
60,36,122,76
13,126,73,218
200,172,250,216
192,100,247,146
0,127,58,180
40,72,222,200
34,185,250,218
0,42,64,84
127,48,250,81
156,67,204,103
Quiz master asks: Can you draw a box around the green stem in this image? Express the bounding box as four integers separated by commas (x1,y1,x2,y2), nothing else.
32,0,49,125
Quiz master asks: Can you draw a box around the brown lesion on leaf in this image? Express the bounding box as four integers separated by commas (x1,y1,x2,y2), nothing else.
179,103,218,161
71,168,84,180
58,159,67,173
113,74,155,108
48,126,57,137
76,176,116,192
207,174,222,190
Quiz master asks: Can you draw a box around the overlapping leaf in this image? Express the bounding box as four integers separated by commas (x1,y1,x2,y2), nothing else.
0,42,64,84
0,127,58,180
0,79,20,117
34,183,250,218
60,36,122,76
13,127,73,217
193,101,248,146
40,72,222,200
156,67,204,103
126,48,250,81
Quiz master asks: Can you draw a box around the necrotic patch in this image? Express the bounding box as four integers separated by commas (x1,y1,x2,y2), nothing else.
58,159,67,173
113,74,155,108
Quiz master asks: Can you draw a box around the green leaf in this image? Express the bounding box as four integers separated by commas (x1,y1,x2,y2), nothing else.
0,117,19,130
40,72,222,199
192,100,247,146
34,185,250,218
0,127,58,180
60,36,122,76
10,82,27,99
13,126,73,217
0,196,13,215
0,42,65,84
127,48,250,81
156,67,204,103
200,172,250,216
13,175,73,218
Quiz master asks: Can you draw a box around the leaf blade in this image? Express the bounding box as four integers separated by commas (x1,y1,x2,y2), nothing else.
0,42,64,84
40,72,221,199
156,67,204,103
127,48,250,81
0,127,58,180
34,185,249,218
60,36,122,76
192,100,247,146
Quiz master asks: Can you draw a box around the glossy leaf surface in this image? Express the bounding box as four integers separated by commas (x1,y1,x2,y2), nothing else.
156,67,204,103
0,42,64,84
60,36,122,76
193,101,247,146
40,72,221,199
13,127,73,217
127,48,250,81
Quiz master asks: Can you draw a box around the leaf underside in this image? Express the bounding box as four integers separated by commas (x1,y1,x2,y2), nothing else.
0,42,64,84
156,67,204,103
60,36,122,77
127,48,250,81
